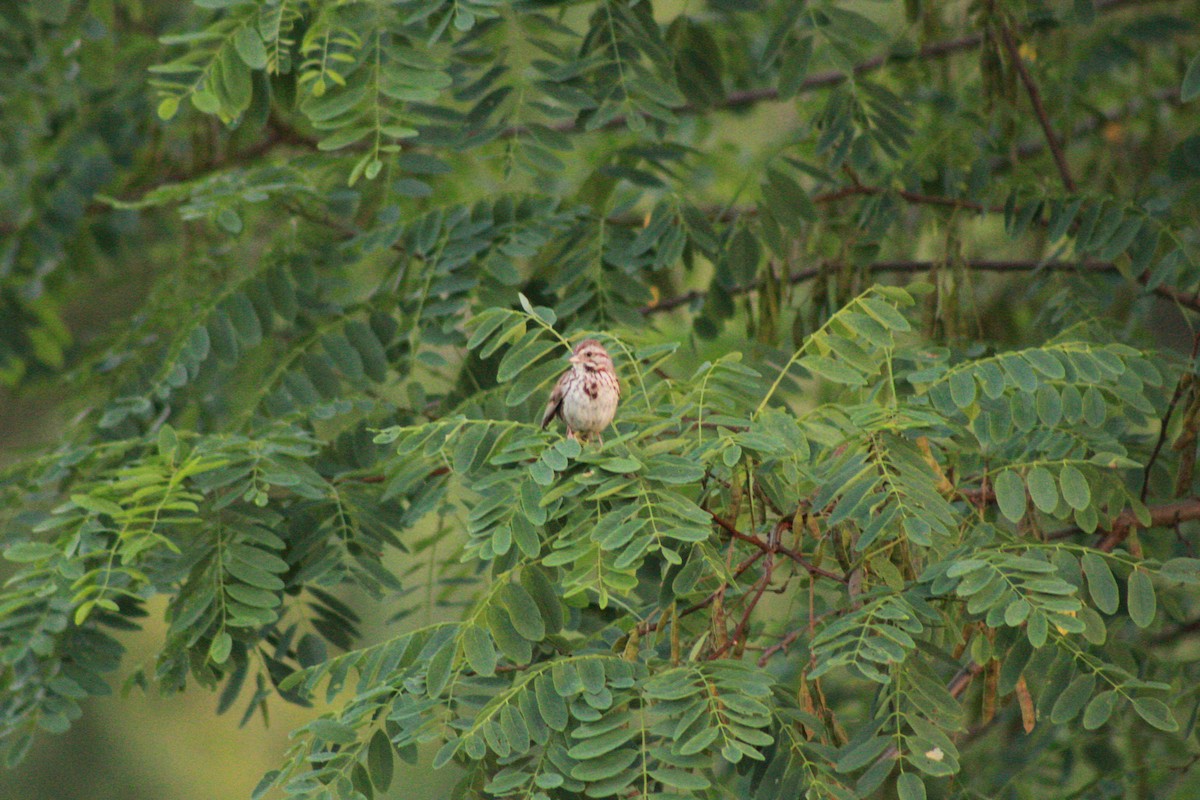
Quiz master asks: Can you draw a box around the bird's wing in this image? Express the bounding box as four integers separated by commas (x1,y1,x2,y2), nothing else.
541,374,565,428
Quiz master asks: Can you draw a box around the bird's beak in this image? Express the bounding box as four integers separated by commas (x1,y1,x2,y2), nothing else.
568,354,582,365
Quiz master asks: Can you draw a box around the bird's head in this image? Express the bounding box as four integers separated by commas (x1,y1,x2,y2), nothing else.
568,339,613,372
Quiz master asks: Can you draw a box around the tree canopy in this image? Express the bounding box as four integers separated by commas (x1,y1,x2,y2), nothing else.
3,1,1200,798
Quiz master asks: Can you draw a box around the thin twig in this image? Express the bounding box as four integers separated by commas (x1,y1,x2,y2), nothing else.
1010,86,1183,164
948,662,986,699
709,563,775,661
1141,332,1200,501
522,0,1150,139
997,20,1077,192
609,183,996,229
634,548,767,638
645,259,1135,315
758,628,803,667
1095,497,1200,553
710,511,847,583
1045,496,1200,547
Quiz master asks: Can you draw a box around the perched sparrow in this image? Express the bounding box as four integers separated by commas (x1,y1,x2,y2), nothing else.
541,339,620,442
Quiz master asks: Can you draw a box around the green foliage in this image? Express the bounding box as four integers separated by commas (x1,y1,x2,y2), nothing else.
5,1,1200,798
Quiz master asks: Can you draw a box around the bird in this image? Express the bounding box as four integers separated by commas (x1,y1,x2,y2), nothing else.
541,338,620,443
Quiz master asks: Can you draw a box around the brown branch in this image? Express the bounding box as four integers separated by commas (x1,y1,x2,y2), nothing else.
92,114,317,212
948,662,986,699
611,183,997,229
525,36,983,139
1094,497,1200,553
812,184,998,216
709,511,769,550
630,548,768,647
996,21,1077,192
646,258,1200,316
757,628,803,667
958,484,997,509
1145,275,1200,316
528,0,1150,138
711,512,847,583
709,563,775,661
1011,86,1183,163
1142,332,1200,500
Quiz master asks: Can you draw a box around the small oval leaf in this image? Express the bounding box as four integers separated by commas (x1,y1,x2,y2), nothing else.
1127,570,1156,628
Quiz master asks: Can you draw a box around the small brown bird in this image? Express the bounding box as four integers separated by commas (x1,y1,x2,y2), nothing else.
541,339,620,442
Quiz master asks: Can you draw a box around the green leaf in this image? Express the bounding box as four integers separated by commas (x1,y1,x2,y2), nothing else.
993,470,1026,522
462,625,497,676
762,168,815,228
1132,696,1178,731
860,296,911,331
1159,557,1200,584
566,726,638,759
725,225,761,285
598,457,641,473
521,568,564,634
309,718,358,745
569,748,638,781
1027,613,1048,647
1058,465,1090,511
677,726,719,756
535,674,568,731
367,729,394,791
897,773,927,800
157,96,180,121
1083,690,1117,730
426,638,456,697
227,293,261,344
71,493,124,517
836,735,890,772
191,90,220,114
345,321,389,382
209,632,233,664
801,355,866,386
318,125,372,152
949,370,976,408
1127,570,1156,628
1004,598,1031,626
498,336,559,383
498,582,546,641
1026,466,1058,513
1035,385,1062,426
644,456,705,484
4,542,59,562
225,583,280,608
1081,552,1119,614
234,26,268,69
216,208,242,235
1050,672,1095,723
649,767,711,790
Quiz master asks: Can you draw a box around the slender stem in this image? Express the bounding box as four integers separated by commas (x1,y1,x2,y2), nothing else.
1141,332,1200,501
997,20,1077,192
